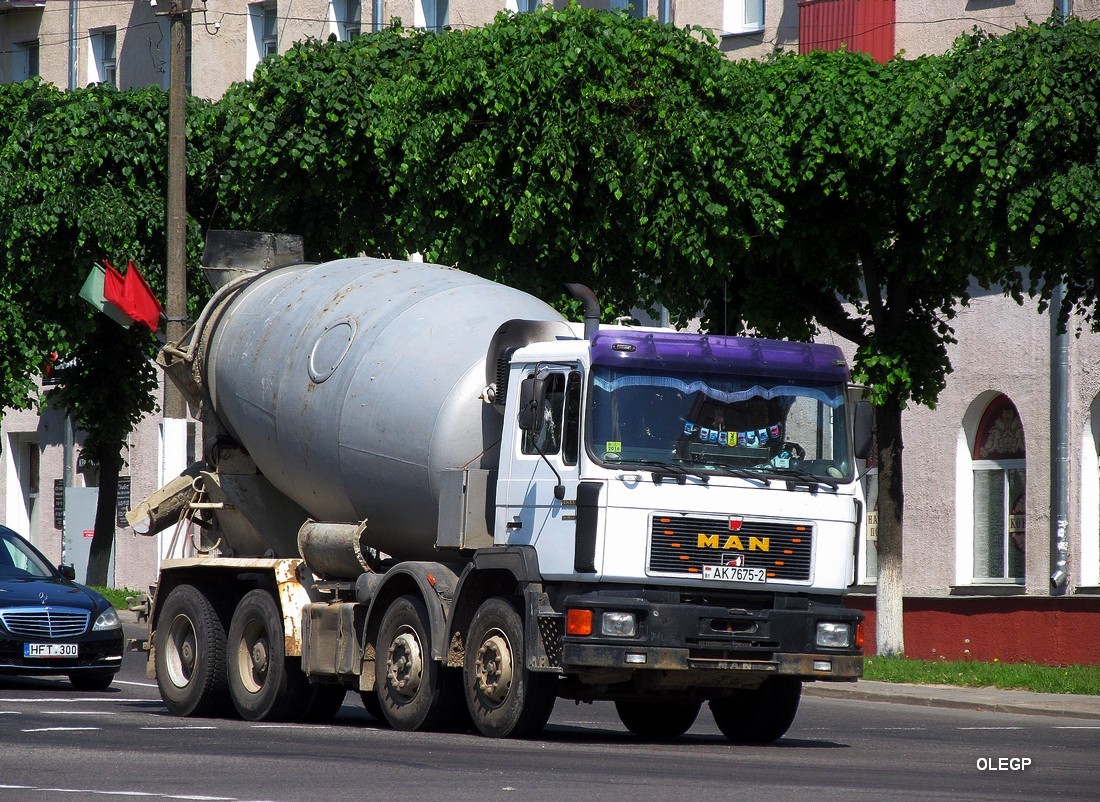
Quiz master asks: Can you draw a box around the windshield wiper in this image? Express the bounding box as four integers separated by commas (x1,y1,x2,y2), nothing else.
763,467,839,492
610,458,709,485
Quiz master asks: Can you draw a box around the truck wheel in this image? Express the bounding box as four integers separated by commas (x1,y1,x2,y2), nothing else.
359,689,387,724
375,595,460,731
464,597,556,738
615,698,701,739
298,685,347,722
709,677,802,743
155,584,230,717
227,589,310,721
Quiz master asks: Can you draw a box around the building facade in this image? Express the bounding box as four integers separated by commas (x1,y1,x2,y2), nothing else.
2,0,1098,661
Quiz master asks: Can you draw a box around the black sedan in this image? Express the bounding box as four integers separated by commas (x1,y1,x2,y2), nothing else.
0,524,124,690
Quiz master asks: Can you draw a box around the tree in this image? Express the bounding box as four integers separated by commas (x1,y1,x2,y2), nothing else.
213,7,779,319
0,81,212,585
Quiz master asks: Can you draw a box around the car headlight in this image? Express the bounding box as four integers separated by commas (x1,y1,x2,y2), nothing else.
600,611,637,638
815,621,851,649
93,607,121,631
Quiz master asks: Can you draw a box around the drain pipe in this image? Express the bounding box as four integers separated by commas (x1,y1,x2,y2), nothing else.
1050,282,1070,593
564,283,601,340
1049,0,1072,595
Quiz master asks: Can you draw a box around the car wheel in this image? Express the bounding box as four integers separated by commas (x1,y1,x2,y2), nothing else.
69,670,115,692
155,583,230,717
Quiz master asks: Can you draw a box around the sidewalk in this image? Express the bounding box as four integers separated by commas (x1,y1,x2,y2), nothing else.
806,679,1100,720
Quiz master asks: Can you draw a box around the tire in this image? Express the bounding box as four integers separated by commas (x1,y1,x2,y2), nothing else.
227,589,310,721
464,597,557,739
154,584,230,717
69,670,116,692
359,689,387,724
375,595,462,731
709,677,803,743
298,685,347,722
615,698,701,739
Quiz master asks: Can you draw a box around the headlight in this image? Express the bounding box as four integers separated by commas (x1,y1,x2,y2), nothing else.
815,622,851,649
93,607,121,631
600,611,637,638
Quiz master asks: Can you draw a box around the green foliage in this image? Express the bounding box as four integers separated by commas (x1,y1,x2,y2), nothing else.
865,656,1100,696
911,17,1100,329
211,26,427,259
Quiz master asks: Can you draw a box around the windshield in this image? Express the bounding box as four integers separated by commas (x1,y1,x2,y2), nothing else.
0,529,54,579
587,365,855,482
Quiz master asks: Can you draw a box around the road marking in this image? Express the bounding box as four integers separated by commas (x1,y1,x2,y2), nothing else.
1053,725,1100,729
0,697,149,703
141,726,218,730
114,679,159,688
2,785,261,801
959,721,1025,730
41,710,117,715
21,726,100,732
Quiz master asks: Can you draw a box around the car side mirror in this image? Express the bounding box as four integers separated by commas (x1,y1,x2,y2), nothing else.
853,401,873,461
59,564,76,581
517,375,547,432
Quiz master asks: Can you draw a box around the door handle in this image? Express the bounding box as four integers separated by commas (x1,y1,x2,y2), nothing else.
506,520,523,530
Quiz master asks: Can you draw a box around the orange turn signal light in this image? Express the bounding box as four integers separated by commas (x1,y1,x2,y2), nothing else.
566,609,593,636
856,622,865,649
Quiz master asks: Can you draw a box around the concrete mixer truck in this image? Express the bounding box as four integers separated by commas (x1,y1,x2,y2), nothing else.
131,230,872,742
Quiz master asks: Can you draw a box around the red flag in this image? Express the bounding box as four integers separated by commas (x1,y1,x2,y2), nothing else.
101,259,163,332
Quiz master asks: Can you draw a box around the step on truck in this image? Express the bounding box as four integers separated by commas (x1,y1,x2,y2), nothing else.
130,230,872,741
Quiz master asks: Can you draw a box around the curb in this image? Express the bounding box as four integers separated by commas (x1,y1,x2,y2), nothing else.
805,680,1100,720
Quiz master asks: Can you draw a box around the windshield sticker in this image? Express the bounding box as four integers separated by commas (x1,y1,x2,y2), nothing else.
685,421,783,448
605,441,622,453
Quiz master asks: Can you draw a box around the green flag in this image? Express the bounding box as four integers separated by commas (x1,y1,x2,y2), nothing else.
79,264,134,329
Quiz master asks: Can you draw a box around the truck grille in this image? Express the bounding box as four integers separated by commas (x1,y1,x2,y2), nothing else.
648,515,813,581
0,608,90,639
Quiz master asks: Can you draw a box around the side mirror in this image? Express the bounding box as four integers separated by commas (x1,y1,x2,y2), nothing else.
517,375,547,432
853,401,874,461
59,564,76,581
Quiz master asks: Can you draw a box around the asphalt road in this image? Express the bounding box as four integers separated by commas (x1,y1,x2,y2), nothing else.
0,625,1095,802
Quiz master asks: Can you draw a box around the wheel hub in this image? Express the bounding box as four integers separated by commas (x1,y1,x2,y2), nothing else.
387,630,423,698
475,633,513,704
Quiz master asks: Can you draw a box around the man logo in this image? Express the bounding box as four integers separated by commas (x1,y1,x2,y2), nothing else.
697,533,770,551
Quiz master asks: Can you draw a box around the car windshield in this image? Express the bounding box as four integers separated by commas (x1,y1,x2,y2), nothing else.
0,530,54,579
587,365,855,482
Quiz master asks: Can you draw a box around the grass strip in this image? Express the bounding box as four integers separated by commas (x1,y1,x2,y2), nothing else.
864,656,1100,696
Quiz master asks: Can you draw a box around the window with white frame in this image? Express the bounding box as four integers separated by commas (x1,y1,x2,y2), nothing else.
1080,396,1100,587
723,0,764,35
89,28,118,87
333,0,362,40
247,2,279,76
414,0,448,31
970,394,1026,583
13,40,39,82
505,0,539,12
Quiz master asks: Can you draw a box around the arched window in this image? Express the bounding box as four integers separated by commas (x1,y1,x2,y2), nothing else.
972,394,1025,582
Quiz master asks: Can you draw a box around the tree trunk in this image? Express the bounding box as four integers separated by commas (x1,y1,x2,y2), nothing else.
874,401,905,657
86,456,120,588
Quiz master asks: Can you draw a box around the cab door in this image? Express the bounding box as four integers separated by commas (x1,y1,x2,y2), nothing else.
498,366,583,577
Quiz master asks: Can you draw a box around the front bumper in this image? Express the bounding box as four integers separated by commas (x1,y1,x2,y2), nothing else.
557,590,862,683
0,629,125,676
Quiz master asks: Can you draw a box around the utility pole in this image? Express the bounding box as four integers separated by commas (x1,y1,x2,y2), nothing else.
164,0,189,419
